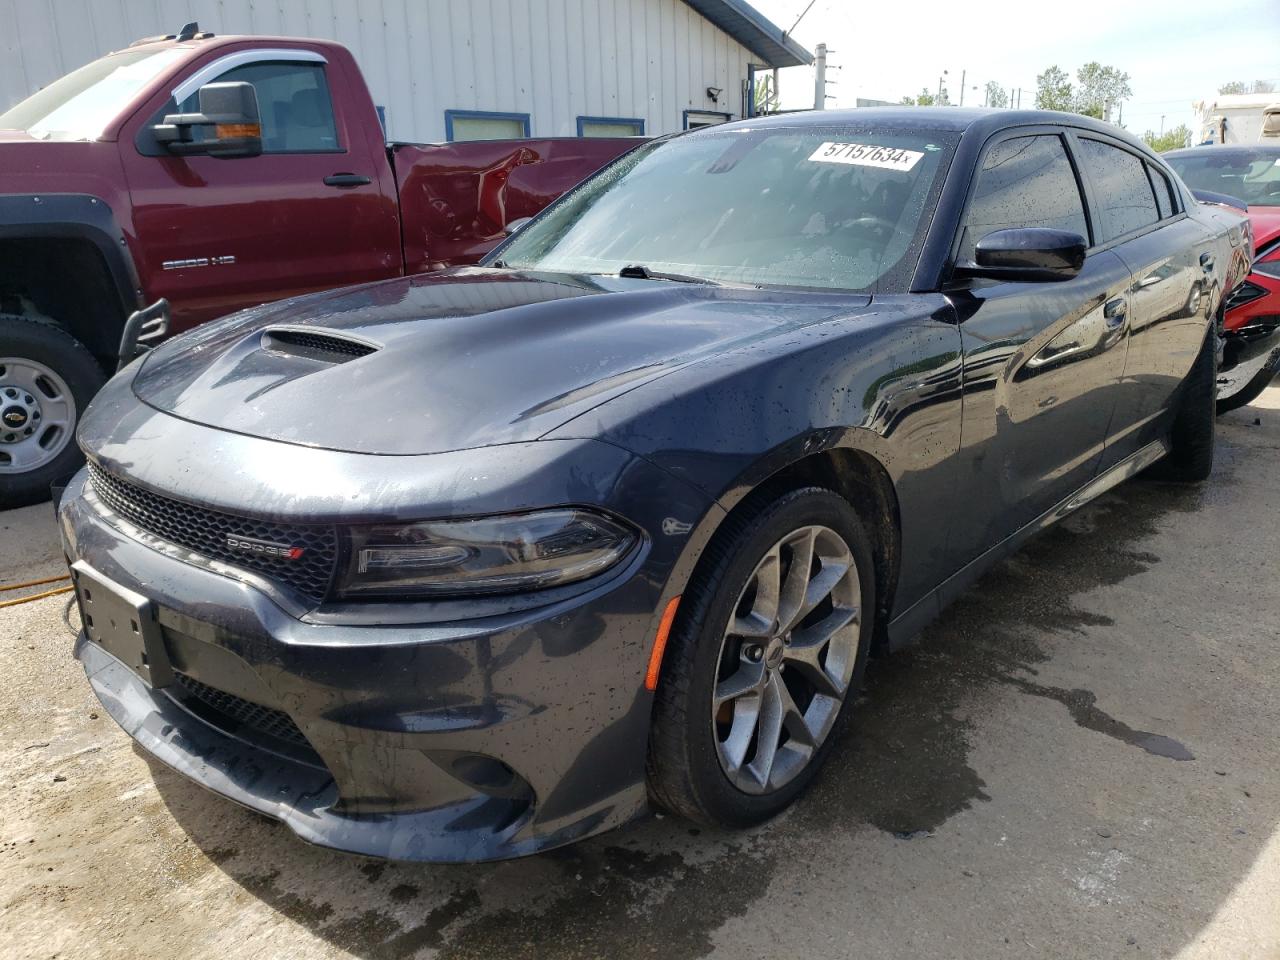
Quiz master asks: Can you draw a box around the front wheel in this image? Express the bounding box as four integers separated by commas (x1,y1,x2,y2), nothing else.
0,315,105,508
1217,347,1279,415
646,487,875,827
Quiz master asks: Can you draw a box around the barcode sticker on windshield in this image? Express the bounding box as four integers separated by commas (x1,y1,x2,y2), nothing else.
809,142,924,171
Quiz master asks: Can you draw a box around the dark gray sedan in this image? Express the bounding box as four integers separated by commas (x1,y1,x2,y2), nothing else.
59,108,1250,861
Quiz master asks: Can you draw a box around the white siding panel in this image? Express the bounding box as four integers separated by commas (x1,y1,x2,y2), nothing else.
0,0,764,142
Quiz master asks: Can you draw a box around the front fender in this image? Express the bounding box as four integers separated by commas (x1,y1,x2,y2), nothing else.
547,295,966,619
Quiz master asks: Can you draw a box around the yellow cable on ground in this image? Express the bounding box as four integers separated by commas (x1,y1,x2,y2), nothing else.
0,584,75,608
0,573,71,592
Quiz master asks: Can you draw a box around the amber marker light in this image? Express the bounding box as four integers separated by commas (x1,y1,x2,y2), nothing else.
645,595,682,691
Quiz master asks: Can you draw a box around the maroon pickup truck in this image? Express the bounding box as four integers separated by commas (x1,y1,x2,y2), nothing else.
0,25,637,506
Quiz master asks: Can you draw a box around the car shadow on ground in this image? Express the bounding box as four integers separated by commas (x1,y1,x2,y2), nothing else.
144,443,1279,960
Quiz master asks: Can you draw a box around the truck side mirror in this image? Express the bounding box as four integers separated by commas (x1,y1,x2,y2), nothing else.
153,82,263,159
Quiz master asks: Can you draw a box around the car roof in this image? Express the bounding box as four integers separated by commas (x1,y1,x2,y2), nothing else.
1165,144,1280,159
698,107,1159,155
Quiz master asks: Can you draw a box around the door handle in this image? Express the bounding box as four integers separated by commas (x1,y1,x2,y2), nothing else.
1104,297,1127,328
323,173,372,188
1199,252,1215,273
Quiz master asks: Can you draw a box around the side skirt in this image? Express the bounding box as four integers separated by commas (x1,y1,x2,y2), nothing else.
885,438,1171,651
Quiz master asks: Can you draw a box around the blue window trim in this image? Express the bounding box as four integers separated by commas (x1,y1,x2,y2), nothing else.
576,115,645,137
444,109,531,141
683,109,732,130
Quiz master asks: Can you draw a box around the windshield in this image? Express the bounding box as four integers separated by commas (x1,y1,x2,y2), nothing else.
1166,149,1280,208
0,48,185,141
495,125,957,292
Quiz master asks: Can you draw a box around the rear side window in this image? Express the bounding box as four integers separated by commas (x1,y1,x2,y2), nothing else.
959,135,1089,260
180,61,339,153
1146,162,1178,219
1077,139,1159,241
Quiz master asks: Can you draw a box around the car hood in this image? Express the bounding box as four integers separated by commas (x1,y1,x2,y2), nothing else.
131,269,871,455
1247,206,1280,251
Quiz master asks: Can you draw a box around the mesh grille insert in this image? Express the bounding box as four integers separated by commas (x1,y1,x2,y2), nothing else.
88,462,338,604
262,328,377,361
172,670,313,749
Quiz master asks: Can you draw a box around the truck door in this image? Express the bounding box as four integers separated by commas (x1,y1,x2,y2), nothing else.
120,49,401,332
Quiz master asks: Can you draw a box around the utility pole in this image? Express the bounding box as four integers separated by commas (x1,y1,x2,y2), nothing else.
813,42,827,110
958,69,966,106
1160,114,1165,135
937,69,948,103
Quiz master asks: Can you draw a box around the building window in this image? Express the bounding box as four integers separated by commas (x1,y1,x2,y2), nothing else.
445,109,531,142
577,116,645,138
683,109,731,130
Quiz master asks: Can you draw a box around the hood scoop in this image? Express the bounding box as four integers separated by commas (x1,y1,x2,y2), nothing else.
260,327,379,363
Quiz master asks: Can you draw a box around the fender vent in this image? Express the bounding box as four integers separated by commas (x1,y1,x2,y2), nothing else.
261,328,378,362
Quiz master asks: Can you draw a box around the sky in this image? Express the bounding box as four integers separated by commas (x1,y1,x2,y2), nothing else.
750,0,1280,140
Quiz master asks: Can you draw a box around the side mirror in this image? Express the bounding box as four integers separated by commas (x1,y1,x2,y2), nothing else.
153,82,262,159
504,216,534,236
955,228,1087,282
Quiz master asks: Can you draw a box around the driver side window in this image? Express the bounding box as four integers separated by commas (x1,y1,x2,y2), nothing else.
178,61,339,154
959,135,1089,261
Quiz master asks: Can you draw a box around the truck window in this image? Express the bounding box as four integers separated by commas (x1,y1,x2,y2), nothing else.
0,48,185,141
180,61,340,153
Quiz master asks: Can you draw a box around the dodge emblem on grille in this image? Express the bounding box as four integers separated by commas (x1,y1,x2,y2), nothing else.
225,535,305,560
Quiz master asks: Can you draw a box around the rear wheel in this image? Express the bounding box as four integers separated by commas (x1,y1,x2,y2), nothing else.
1217,347,1279,415
647,487,875,827
0,315,105,508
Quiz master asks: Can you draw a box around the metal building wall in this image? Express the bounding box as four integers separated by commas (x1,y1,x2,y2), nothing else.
0,0,755,141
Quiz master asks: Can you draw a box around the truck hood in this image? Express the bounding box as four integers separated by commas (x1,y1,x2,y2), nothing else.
131,269,870,455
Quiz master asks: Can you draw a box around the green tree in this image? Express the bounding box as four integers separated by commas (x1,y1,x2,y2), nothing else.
903,87,936,106
1218,79,1275,95
1035,66,1073,111
984,81,1009,108
1074,62,1132,118
753,74,779,115
1143,124,1191,153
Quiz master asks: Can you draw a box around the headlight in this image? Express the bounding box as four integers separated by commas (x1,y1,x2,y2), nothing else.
336,508,638,599
1252,259,1280,280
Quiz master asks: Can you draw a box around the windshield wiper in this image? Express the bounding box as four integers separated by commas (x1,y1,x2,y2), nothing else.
618,264,720,285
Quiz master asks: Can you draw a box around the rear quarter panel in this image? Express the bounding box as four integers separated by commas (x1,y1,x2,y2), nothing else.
393,138,641,272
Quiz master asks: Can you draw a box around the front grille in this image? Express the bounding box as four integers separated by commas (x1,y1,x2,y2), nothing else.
262,328,377,361
88,462,338,603
171,670,313,749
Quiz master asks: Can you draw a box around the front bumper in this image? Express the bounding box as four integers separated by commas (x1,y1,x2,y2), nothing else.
59,436,717,860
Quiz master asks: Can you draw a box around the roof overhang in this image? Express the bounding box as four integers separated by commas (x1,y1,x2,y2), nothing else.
681,0,813,67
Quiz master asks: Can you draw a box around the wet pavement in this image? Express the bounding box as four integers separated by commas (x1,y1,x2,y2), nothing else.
2,387,1278,960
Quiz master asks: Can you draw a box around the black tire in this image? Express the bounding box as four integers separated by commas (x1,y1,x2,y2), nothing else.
1217,348,1279,415
646,486,876,828
0,315,105,508
1153,328,1216,482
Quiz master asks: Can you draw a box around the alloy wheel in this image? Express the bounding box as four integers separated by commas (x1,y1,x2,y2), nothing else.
710,524,861,795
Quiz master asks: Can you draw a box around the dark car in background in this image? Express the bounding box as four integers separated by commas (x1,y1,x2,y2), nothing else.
59,109,1249,862
1166,144,1280,412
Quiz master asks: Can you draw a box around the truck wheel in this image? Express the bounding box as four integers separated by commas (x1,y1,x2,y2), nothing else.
1154,329,1216,483
0,315,105,508
646,487,875,827
1217,347,1279,415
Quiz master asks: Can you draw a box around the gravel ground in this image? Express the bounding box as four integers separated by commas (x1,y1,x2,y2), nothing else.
1,387,1278,960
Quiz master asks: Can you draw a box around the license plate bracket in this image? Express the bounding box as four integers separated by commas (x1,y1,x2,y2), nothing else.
71,561,172,688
